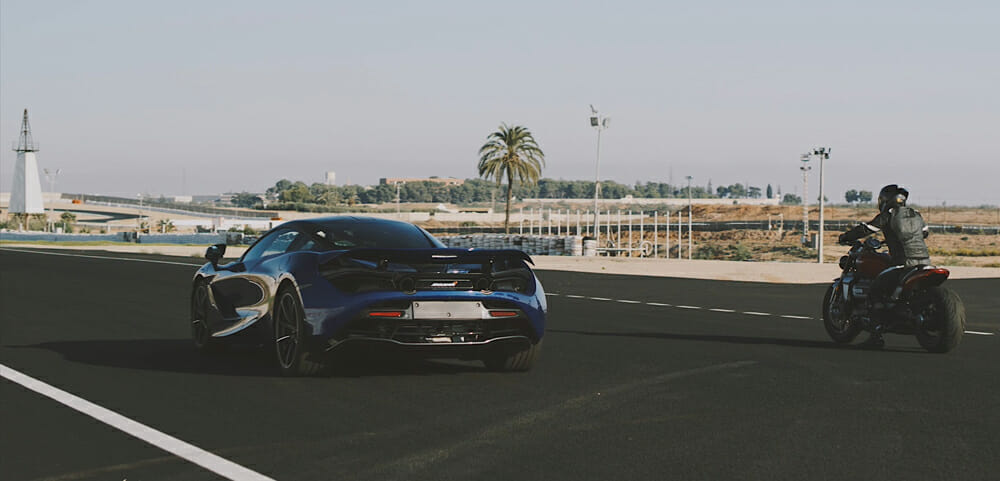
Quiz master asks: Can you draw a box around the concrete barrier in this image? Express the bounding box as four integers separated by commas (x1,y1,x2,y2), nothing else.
0,231,123,243
137,233,228,245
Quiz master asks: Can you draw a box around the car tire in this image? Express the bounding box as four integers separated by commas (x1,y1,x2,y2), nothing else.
273,285,326,376
483,339,542,372
191,279,221,353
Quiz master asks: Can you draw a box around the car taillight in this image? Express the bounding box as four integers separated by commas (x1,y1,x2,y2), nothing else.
489,310,519,318
368,311,405,318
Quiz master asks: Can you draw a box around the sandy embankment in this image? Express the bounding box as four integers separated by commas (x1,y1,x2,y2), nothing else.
3,243,998,283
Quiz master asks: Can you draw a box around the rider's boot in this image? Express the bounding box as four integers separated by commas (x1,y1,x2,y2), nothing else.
860,325,885,349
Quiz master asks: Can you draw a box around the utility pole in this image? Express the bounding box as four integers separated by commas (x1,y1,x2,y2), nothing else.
800,153,812,246
687,175,693,260
813,147,831,263
589,105,610,238
395,182,401,218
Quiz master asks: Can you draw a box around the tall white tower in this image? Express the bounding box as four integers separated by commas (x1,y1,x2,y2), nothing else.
11,109,44,214
325,171,336,186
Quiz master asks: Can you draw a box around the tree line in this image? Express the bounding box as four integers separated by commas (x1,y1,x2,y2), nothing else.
234,178,831,209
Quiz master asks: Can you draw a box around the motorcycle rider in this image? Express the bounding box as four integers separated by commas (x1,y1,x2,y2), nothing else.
838,184,930,348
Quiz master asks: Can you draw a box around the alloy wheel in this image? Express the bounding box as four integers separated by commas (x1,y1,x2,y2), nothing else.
275,293,300,368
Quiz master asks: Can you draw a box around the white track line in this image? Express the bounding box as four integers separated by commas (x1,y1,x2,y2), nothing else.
0,363,274,481
0,247,203,267
551,291,997,339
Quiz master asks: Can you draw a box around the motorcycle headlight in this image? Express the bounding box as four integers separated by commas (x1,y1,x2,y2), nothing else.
839,256,850,270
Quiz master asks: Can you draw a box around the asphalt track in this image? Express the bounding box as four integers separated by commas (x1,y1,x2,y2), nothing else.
1,248,998,481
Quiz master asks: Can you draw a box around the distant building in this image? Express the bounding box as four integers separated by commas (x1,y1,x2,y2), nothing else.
325,171,336,186
379,177,464,186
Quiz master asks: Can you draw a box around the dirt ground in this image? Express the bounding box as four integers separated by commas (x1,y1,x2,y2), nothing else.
605,229,1000,268
539,204,1000,268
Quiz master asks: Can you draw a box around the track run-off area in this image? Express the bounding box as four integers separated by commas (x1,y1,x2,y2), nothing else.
2,247,998,481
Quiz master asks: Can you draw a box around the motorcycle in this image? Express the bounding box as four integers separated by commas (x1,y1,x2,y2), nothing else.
822,237,966,352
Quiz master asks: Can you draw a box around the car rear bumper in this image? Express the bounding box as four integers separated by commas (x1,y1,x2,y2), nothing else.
302,288,546,341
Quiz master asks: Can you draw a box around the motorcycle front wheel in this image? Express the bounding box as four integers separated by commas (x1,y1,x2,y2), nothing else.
914,286,966,353
823,284,862,343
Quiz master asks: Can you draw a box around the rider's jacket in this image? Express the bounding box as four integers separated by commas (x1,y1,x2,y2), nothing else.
842,206,930,266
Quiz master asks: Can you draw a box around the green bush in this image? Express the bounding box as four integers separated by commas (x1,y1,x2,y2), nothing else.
732,243,753,261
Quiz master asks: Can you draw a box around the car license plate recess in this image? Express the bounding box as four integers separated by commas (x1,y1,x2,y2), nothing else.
412,301,483,320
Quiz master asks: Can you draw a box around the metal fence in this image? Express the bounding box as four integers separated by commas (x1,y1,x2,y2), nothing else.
505,208,1000,257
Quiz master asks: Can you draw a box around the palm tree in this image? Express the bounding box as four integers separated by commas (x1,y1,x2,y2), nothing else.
478,124,545,233
157,218,176,233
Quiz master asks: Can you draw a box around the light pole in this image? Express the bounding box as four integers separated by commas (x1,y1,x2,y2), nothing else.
137,193,144,232
395,182,401,218
800,153,812,246
589,105,610,239
43,168,60,232
813,147,831,263
686,175,693,259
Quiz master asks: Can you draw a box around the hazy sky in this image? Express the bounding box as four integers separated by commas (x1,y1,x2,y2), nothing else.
2,0,998,205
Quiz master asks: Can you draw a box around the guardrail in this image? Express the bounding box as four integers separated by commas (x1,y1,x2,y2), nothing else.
63,193,278,219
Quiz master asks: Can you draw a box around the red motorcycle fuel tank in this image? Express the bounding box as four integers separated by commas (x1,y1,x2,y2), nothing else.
856,251,892,279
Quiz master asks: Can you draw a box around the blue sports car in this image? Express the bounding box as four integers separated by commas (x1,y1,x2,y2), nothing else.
191,216,546,375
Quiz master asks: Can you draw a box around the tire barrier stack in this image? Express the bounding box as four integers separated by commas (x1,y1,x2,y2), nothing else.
439,234,584,256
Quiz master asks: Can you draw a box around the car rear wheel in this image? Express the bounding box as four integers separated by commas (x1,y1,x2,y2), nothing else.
483,339,542,372
274,285,326,376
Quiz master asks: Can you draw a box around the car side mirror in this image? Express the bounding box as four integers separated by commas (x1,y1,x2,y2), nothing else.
205,243,227,267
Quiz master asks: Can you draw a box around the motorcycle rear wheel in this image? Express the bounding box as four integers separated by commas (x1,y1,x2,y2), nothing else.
823,284,862,343
915,286,965,353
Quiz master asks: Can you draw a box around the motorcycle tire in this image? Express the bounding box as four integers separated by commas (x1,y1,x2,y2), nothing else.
823,284,862,343
915,286,966,354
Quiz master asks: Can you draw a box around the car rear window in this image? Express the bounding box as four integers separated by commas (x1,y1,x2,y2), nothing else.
314,221,438,250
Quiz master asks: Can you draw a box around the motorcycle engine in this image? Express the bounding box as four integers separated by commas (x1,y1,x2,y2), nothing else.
848,278,872,314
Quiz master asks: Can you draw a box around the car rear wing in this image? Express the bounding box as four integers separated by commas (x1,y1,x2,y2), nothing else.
339,248,531,265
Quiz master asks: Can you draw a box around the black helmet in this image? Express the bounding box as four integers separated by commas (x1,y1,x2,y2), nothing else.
877,184,909,212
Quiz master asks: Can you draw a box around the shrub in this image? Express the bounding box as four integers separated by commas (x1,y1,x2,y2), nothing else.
732,243,753,261
694,244,725,260
930,248,1000,257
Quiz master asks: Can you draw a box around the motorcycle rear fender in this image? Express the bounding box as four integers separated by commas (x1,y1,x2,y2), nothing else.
900,268,950,293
